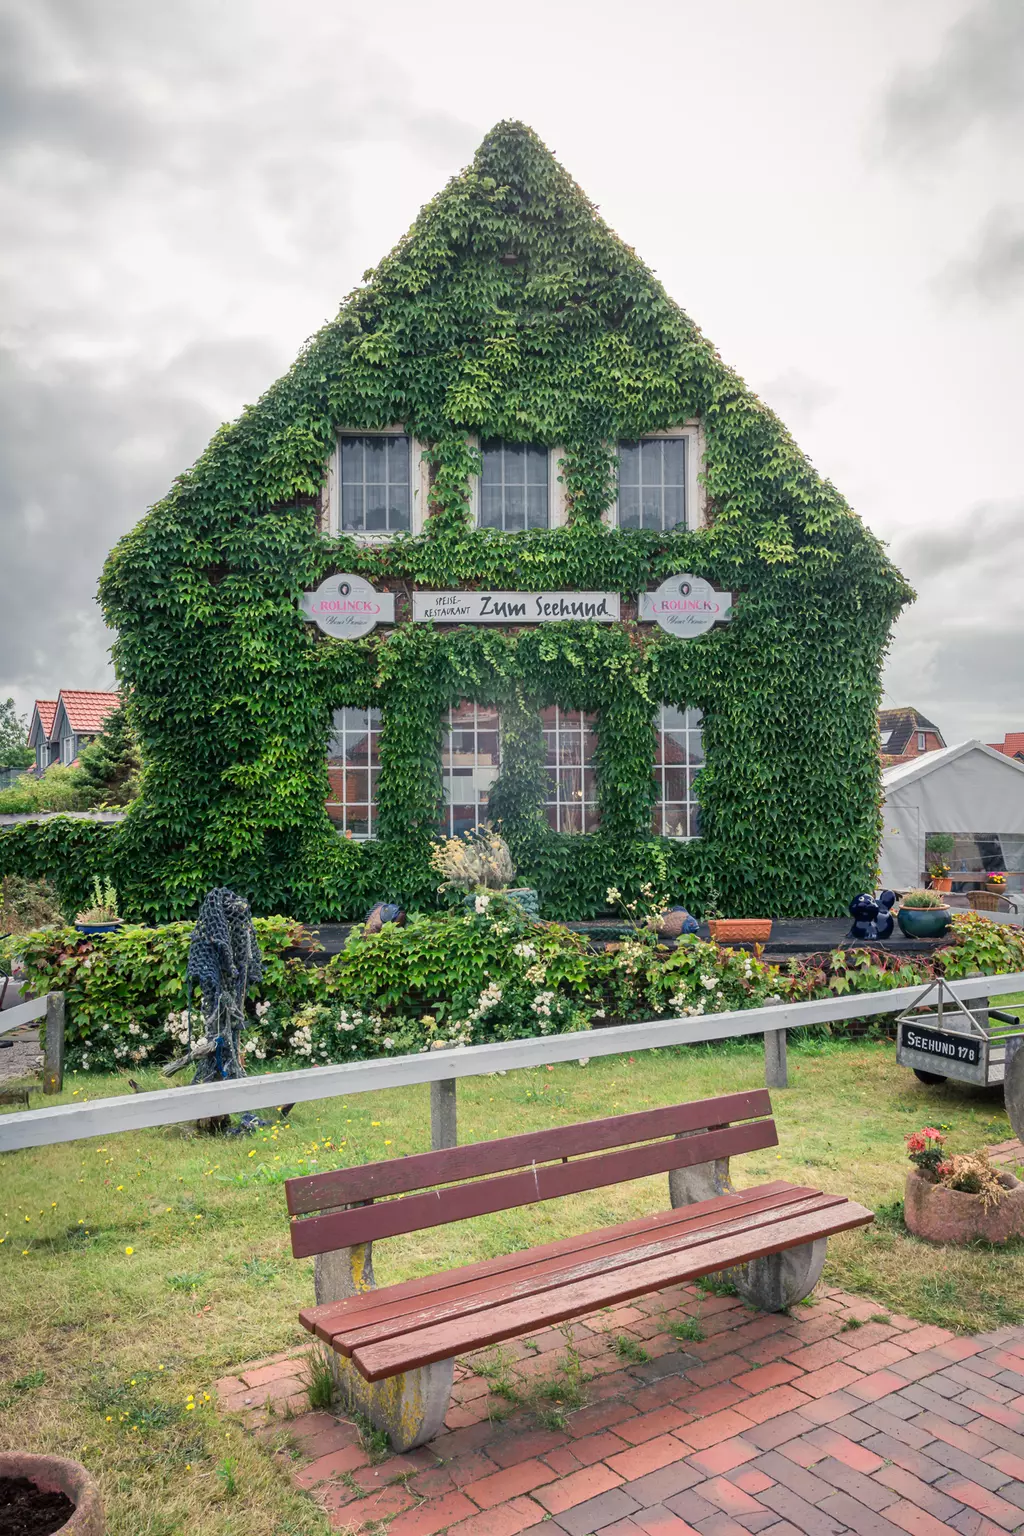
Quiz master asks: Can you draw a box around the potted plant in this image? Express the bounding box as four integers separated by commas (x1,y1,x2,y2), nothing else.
703,887,772,943
924,834,955,892
74,876,122,935
903,1127,1024,1244
430,827,539,916
0,1450,104,1533
896,888,950,939
986,870,1008,890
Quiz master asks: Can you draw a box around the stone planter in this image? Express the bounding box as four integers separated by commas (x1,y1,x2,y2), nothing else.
904,1167,1024,1245
0,1451,104,1534
896,905,950,939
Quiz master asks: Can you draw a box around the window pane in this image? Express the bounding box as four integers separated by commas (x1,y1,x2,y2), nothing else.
440,701,501,836
653,704,702,840
478,440,549,530
542,707,599,833
616,437,688,531
326,707,382,838
338,435,411,533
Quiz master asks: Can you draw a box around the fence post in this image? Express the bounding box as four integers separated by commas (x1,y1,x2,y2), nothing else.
43,992,65,1095
431,1078,457,1149
764,1029,788,1089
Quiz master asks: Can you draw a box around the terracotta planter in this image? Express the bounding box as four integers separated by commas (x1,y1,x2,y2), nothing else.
896,904,950,939
0,1451,104,1534
904,1167,1024,1245
928,878,952,892
707,919,772,943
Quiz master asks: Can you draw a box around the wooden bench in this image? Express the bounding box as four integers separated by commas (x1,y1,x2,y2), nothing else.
285,1090,872,1450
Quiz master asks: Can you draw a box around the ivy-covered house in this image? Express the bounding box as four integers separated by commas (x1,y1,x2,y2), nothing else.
10,122,912,922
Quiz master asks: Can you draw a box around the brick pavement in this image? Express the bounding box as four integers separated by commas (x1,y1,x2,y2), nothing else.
216,1284,1024,1533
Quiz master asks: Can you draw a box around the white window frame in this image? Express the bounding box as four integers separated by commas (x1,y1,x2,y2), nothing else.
60,733,76,766
440,701,501,837
654,704,703,841
542,707,600,835
469,438,567,530
326,708,382,840
608,422,706,531
325,427,428,541
917,732,926,752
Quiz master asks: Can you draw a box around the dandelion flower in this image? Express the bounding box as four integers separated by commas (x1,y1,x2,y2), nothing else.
125,1246,134,1255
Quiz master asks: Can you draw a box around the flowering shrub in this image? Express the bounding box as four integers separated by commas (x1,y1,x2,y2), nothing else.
905,1127,946,1178
10,902,1024,1074
906,1128,1008,1208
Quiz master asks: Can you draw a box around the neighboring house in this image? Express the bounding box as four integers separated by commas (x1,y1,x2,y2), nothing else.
27,700,58,775
879,708,945,768
988,732,1024,762
28,691,120,772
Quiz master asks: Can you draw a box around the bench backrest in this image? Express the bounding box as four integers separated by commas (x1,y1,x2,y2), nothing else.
286,1090,776,1260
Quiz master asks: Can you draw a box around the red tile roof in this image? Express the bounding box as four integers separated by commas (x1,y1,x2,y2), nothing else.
56,690,120,734
989,732,1024,758
33,700,57,738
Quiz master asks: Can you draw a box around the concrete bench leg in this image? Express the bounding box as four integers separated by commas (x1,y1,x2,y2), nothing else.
314,1238,453,1451
669,1153,826,1313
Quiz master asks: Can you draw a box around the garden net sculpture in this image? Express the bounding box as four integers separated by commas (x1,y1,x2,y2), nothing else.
163,888,263,1122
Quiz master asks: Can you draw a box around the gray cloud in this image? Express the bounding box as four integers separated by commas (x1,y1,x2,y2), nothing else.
881,0,1024,158
883,499,1024,740
0,0,477,714
937,204,1024,303
757,369,838,429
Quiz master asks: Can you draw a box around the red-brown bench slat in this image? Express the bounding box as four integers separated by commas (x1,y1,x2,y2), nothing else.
289,1118,778,1258
351,1198,874,1381
334,1190,849,1355
299,1178,804,1342
285,1090,772,1215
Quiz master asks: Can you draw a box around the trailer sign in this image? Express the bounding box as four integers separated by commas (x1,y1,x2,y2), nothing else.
899,1024,981,1066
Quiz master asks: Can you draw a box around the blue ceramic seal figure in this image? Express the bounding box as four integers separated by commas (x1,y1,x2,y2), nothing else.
847,890,896,941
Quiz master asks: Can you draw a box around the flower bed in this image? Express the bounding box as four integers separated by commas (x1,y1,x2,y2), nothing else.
8,905,1024,1073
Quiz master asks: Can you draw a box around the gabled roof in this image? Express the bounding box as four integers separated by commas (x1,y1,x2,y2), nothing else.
988,732,1024,759
52,690,120,737
878,707,944,756
28,700,57,747
881,739,1024,790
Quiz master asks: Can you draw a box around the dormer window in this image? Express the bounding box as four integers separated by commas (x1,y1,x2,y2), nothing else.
339,433,411,534
479,441,550,531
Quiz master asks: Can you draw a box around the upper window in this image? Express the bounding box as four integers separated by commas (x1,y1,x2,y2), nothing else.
327,708,381,839
339,434,411,535
60,735,76,766
479,441,550,531
617,438,687,531
654,706,703,839
542,707,599,834
917,732,926,752
441,702,500,837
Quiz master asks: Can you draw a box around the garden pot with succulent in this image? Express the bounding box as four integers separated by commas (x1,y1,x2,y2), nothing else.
896,888,950,939
903,1127,1024,1244
0,1451,104,1535
73,875,122,936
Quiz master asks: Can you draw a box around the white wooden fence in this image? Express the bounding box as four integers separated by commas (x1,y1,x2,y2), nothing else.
1,971,1021,1154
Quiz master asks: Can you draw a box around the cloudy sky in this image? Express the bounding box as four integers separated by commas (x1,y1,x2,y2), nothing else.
2,0,1021,742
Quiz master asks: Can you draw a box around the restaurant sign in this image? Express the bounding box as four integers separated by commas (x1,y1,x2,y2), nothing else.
300,574,395,638
412,591,621,624
639,574,733,638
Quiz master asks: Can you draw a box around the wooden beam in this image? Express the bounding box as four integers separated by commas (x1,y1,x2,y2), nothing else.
42,993,65,1096
1,972,1021,1153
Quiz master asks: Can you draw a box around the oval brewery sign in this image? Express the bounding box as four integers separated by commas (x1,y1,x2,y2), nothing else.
300,574,395,638
639,574,732,637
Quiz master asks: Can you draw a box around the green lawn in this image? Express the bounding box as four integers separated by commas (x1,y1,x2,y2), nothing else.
1,1034,1022,1535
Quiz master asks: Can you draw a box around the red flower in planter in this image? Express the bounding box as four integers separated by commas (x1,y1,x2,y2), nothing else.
905,1126,946,1177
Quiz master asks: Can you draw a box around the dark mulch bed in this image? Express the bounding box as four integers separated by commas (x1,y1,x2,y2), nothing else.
0,1475,74,1536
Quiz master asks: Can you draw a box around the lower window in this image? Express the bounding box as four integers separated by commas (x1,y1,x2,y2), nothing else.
654,706,703,838
441,702,500,837
543,707,599,833
327,708,381,838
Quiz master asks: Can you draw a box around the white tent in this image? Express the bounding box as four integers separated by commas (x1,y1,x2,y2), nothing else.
880,740,1024,891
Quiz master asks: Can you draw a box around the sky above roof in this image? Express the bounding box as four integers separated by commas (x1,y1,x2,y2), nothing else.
2,0,1021,741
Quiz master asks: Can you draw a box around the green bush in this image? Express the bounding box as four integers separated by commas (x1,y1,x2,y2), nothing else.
0,766,94,815
14,903,1022,1075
